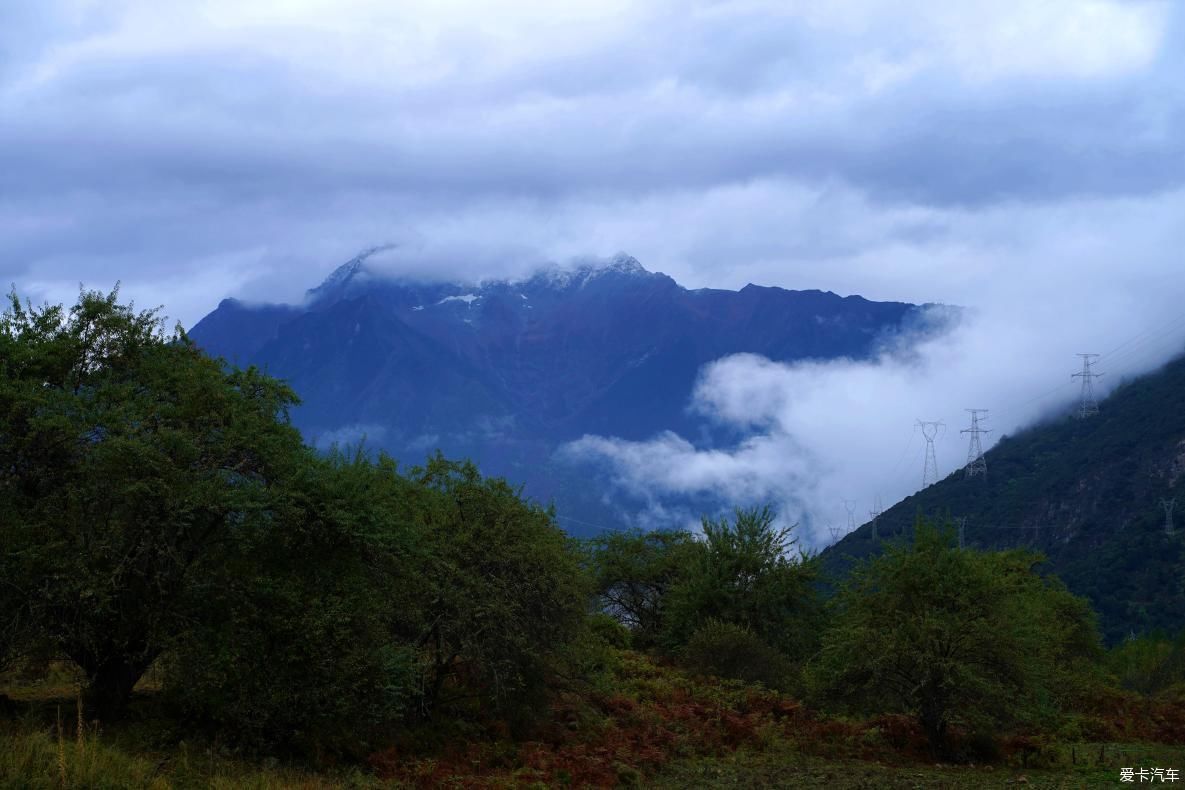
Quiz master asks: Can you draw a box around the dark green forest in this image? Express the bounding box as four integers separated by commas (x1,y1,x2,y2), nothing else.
2,289,1184,786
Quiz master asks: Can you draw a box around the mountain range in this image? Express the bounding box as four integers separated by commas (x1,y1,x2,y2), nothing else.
190,248,931,532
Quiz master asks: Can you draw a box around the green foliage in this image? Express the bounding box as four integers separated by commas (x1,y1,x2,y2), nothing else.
1107,632,1185,695
588,506,821,691
409,454,587,729
165,449,424,755
587,528,698,648
0,287,306,718
663,506,822,663
809,517,1103,758
167,452,588,752
683,619,793,690
1,289,590,756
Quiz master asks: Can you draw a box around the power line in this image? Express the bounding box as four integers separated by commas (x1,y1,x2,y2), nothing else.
1100,312,1185,365
988,313,1185,423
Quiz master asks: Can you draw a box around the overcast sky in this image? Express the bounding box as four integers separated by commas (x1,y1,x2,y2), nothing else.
4,1,1184,539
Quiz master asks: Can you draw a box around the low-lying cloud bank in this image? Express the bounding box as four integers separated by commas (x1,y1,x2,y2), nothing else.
562,189,1185,546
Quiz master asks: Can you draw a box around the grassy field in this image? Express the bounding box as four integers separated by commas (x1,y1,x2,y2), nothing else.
3,655,1183,788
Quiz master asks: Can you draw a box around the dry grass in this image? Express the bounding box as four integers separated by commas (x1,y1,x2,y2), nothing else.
4,653,1185,789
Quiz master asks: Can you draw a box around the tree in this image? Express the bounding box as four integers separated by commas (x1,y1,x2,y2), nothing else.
1105,631,1185,696
588,527,698,648
664,506,822,663
169,450,591,752
809,517,1102,757
0,288,306,718
166,448,426,755
408,454,587,727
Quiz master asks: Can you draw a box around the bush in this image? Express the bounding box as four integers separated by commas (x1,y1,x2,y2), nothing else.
586,612,632,650
808,517,1103,759
165,450,423,756
683,619,793,690
663,507,822,663
1106,632,1185,695
168,452,590,754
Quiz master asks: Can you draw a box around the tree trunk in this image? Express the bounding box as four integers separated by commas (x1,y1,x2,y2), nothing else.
919,704,950,760
78,657,152,721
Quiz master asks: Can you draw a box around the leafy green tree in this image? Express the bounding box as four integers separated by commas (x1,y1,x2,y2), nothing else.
171,451,590,751
409,454,587,726
587,527,698,648
664,506,822,663
0,288,305,718
809,517,1102,757
167,448,425,755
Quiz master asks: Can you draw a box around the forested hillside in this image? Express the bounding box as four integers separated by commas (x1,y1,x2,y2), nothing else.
824,351,1185,643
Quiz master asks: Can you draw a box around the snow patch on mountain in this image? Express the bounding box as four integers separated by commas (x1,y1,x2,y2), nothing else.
437,294,480,306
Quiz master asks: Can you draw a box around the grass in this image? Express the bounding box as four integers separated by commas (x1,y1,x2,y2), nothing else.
3,653,1184,788
651,741,1185,788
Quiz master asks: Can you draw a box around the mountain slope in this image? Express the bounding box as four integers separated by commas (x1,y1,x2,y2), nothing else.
823,352,1185,643
190,250,932,533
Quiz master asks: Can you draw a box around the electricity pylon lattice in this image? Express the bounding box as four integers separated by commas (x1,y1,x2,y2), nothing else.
869,496,884,541
842,499,857,534
917,420,944,488
961,409,990,479
1162,498,1176,536
1072,354,1104,418
956,516,967,549
828,524,841,544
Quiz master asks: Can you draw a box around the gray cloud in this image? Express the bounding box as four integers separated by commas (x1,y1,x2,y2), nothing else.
562,185,1185,545
3,1,1184,539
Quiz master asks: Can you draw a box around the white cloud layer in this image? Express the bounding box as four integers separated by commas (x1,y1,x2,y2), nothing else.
2,2,1183,544
563,187,1185,545
2,0,1182,326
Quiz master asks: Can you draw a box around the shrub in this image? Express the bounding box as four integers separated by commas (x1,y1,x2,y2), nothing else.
808,517,1103,759
663,507,822,663
683,619,793,690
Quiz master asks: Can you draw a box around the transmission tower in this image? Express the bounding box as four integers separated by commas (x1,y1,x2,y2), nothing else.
869,495,884,541
1162,498,1176,536
828,524,841,544
1072,354,1104,418
955,516,967,549
842,499,857,534
917,420,944,488
961,409,990,478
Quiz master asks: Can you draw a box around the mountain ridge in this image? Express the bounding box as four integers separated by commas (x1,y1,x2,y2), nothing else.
190,249,936,533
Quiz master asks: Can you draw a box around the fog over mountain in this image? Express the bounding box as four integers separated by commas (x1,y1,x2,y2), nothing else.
191,250,937,539
4,1,1185,543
